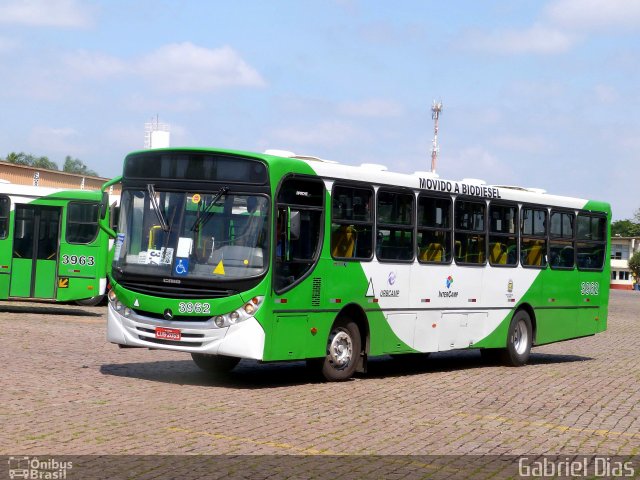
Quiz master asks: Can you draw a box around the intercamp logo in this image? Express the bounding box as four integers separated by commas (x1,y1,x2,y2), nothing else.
446,275,454,289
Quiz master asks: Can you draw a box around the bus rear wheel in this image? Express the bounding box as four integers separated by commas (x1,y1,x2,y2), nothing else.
319,318,361,382
500,310,532,366
191,353,240,374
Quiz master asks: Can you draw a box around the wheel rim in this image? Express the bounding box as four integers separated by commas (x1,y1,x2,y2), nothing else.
328,330,353,369
513,319,529,355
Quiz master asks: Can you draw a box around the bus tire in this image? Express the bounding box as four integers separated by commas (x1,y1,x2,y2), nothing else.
320,318,361,382
75,295,105,306
191,353,240,374
500,310,532,367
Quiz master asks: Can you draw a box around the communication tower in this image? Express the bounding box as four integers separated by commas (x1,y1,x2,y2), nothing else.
144,115,171,149
430,100,443,174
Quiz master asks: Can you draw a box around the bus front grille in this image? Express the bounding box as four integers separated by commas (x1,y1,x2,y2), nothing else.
118,280,236,299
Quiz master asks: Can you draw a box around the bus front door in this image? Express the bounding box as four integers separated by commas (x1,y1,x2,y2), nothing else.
10,205,61,299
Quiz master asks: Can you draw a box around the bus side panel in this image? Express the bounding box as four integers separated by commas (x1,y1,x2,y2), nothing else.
0,223,11,300
10,258,32,297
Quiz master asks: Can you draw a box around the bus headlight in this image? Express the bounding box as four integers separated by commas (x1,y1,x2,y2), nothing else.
108,289,117,303
212,296,264,328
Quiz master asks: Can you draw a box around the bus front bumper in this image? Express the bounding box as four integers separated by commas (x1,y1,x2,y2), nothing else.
107,302,265,360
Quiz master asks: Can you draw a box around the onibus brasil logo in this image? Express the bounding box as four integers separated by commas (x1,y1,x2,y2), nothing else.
8,456,73,479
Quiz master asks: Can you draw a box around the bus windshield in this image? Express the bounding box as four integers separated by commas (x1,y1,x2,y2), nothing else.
113,189,270,280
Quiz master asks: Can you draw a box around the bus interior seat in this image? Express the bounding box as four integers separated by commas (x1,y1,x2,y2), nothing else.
419,243,444,262
332,225,356,258
525,242,544,266
490,242,506,265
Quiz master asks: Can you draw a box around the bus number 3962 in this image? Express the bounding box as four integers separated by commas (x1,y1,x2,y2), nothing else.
178,302,211,314
580,282,599,296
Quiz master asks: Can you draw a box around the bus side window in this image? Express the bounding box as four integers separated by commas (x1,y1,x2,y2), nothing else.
275,177,325,292
417,195,452,264
0,195,9,239
521,207,547,268
376,189,414,262
331,185,373,260
67,202,100,244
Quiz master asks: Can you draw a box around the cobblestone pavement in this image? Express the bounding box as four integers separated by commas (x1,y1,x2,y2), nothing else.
1,291,639,458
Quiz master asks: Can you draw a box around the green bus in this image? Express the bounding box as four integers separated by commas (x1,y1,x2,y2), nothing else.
0,184,111,305
104,148,610,381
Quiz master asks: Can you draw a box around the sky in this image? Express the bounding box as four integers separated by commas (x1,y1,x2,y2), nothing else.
0,0,639,220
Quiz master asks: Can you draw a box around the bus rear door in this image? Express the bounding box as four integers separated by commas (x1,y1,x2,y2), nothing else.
10,204,61,299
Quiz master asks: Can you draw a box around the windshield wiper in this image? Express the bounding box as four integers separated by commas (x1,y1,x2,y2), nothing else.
147,184,170,232
191,185,229,232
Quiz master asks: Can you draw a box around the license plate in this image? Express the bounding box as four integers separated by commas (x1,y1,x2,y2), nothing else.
155,327,181,341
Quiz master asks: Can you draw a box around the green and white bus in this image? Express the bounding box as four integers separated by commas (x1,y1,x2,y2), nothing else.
0,184,111,305
104,148,610,381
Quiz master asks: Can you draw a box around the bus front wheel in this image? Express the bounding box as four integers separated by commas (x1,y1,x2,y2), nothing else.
319,318,361,382
500,310,532,366
191,353,240,374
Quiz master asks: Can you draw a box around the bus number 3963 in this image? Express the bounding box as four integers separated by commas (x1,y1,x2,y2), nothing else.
61,255,95,266
580,282,599,296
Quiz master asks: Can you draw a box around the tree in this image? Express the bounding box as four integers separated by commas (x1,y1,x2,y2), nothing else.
32,156,58,170
4,151,58,170
629,250,640,287
63,156,98,177
5,151,31,166
611,219,640,237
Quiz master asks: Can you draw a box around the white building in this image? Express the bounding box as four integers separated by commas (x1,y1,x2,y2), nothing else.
610,236,640,290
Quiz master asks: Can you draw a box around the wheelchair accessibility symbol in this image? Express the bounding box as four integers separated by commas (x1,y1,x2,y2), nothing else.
175,258,189,276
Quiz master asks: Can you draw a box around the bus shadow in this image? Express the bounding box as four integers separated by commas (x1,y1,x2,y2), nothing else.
365,351,593,379
100,359,318,388
100,350,592,388
0,304,103,317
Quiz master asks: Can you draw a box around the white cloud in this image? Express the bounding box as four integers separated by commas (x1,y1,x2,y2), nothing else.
338,99,404,117
593,84,619,103
544,0,640,31
270,121,369,149
463,24,577,55
63,50,125,78
492,134,549,154
0,0,93,27
137,43,266,93
27,126,81,155
441,146,517,184
0,36,19,53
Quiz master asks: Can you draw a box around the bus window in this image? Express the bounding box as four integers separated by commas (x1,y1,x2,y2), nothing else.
331,185,373,260
454,199,486,265
376,190,414,262
67,202,100,244
549,210,575,269
417,195,451,264
521,207,547,267
0,195,9,239
275,176,324,292
576,213,606,270
488,203,517,266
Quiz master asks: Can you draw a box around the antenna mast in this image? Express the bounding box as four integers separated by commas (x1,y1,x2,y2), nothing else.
430,100,443,174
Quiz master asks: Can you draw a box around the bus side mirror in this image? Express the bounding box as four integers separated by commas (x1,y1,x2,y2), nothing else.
100,192,109,220
289,210,300,240
110,204,120,230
